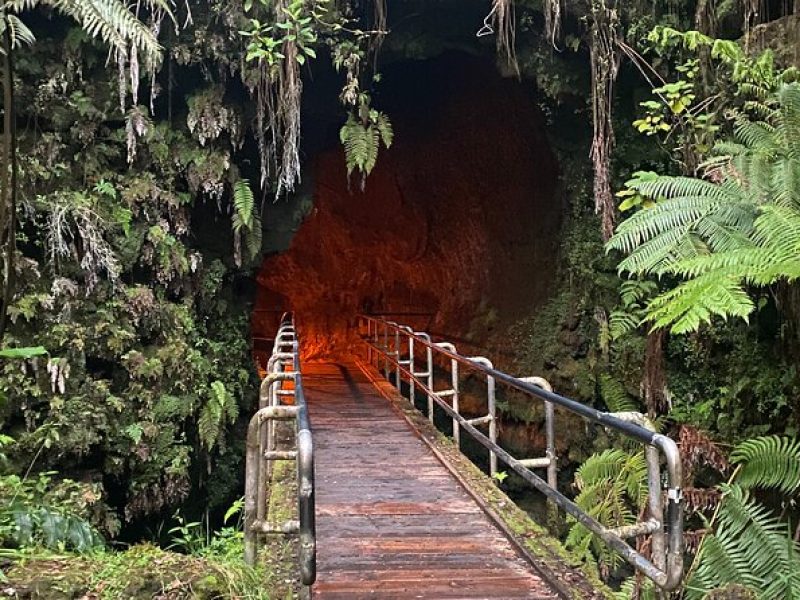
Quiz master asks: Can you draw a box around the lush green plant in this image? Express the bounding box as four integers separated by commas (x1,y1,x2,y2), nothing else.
0,346,45,359
241,0,318,67
565,448,647,572
231,180,262,267
0,0,167,62
686,436,800,599
0,471,108,553
608,83,800,333
1,20,257,526
340,93,393,187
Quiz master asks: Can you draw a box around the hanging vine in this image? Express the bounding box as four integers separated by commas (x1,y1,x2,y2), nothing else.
544,0,562,48
369,0,386,70
589,0,620,241
478,0,519,77
242,0,390,197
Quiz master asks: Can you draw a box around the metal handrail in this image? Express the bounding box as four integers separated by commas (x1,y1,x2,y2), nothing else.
244,313,316,586
359,315,684,591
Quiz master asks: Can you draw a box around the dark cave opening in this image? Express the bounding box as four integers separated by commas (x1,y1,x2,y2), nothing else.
252,51,563,361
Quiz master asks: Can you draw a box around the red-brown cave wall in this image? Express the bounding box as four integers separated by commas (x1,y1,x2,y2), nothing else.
254,54,562,360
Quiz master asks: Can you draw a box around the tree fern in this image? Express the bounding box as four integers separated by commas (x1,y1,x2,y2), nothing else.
608,83,800,333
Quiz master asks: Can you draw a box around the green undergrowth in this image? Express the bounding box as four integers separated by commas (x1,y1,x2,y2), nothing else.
0,543,286,599
0,466,300,599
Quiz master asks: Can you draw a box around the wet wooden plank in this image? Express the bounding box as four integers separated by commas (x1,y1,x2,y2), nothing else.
303,361,563,600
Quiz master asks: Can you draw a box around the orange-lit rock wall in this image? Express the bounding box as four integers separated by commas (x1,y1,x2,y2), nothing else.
254,55,561,359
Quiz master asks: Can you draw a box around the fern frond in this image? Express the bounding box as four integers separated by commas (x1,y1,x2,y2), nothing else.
376,113,393,147
53,0,162,64
779,83,800,158
646,272,754,333
598,374,639,413
339,108,393,184
567,448,648,571
245,214,263,260
232,179,255,232
614,576,656,600
731,436,800,494
687,484,800,600
198,381,236,451
0,13,35,48
608,310,641,340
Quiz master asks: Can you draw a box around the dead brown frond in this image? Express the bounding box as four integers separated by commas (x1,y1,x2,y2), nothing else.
678,424,730,482
683,487,723,513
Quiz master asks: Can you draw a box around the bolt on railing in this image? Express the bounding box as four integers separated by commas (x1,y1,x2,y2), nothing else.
358,315,684,591
244,313,316,587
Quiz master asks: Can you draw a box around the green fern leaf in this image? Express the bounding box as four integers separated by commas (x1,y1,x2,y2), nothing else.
233,179,255,232
731,436,800,494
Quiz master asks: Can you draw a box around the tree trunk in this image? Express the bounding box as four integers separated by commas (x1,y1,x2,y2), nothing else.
0,18,17,344
641,329,668,417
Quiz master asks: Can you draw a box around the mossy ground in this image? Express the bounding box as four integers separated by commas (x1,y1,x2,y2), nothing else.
1,451,302,600
1,543,284,599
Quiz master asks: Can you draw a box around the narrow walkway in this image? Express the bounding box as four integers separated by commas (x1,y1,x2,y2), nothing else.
304,361,562,599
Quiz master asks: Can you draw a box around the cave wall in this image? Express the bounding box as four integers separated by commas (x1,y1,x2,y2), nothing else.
254,54,562,358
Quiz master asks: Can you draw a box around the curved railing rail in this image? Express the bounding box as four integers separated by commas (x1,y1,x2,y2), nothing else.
244,313,316,586
358,315,683,591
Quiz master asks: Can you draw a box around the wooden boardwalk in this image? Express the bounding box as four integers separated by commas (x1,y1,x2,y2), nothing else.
304,361,563,599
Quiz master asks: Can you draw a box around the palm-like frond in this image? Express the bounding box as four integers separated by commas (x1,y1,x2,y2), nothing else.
3,0,166,64
608,83,800,333
230,179,262,263
198,380,238,451
54,0,162,63
0,13,35,49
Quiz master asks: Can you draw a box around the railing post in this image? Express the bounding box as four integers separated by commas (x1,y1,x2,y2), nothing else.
415,332,434,422
451,358,460,446
517,376,557,493
383,321,389,380
435,342,460,447
366,318,372,364
488,373,496,476
468,356,496,477
612,412,668,587
400,326,415,406
394,327,401,389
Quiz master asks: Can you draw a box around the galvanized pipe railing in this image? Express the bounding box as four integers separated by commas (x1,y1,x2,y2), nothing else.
358,315,683,591
244,313,316,586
